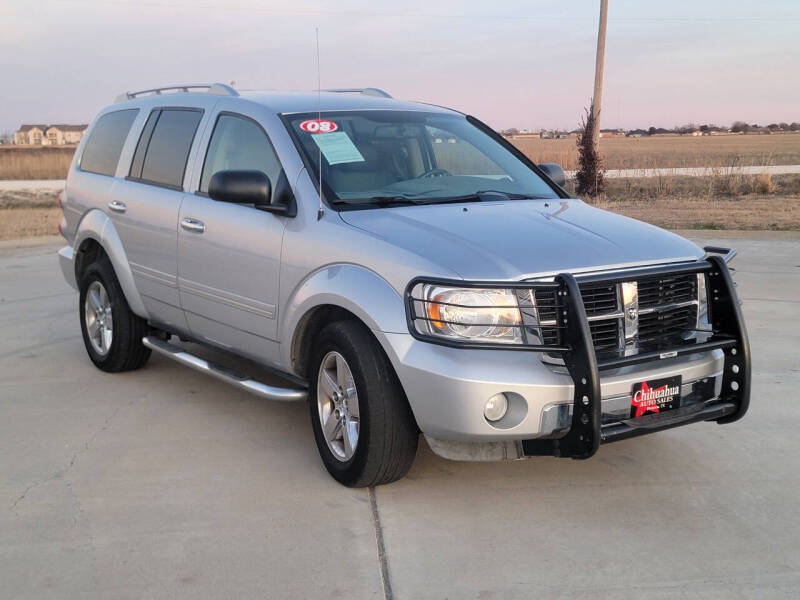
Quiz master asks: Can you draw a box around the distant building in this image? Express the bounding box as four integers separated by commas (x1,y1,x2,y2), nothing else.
14,123,87,145
14,124,47,145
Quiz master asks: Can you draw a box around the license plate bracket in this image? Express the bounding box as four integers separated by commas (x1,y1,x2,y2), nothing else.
630,375,682,419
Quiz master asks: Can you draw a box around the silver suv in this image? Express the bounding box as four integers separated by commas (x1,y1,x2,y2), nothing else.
57,83,750,486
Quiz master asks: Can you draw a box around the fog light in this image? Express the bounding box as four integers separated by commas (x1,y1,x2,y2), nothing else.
484,393,509,422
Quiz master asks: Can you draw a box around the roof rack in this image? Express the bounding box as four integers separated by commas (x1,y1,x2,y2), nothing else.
114,83,239,103
321,87,392,99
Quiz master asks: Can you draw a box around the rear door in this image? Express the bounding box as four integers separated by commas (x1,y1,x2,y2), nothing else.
109,105,207,330
177,107,288,360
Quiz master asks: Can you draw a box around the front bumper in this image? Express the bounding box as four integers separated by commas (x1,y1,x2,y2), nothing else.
386,254,750,460
390,332,724,440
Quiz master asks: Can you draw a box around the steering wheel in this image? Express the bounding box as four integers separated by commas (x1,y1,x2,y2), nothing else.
417,168,451,179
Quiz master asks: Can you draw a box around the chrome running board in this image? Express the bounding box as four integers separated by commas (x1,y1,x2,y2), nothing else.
142,336,307,402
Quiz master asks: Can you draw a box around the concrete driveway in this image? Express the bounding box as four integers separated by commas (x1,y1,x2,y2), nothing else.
1,233,798,599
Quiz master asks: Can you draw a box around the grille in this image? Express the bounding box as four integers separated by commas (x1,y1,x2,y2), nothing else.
532,289,558,323
589,319,620,352
580,282,617,316
638,273,697,308
531,272,699,356
639,305,698,345
531,289,560,346
534,283,621,353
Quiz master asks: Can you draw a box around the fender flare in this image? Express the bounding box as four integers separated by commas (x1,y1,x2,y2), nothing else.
73,209,149,319
279,264,408,373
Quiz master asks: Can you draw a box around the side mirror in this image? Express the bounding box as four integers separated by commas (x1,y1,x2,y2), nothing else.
208,170,290,215
538,162,566,187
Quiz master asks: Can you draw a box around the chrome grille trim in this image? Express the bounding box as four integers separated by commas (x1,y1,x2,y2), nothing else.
637,298,698,315
621,281,638,355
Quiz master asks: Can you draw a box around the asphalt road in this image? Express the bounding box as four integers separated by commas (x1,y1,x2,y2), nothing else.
1,233,799,599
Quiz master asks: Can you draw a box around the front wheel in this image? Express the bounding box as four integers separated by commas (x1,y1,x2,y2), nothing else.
309,320,418,486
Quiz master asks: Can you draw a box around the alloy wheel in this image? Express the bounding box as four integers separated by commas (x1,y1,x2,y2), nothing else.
84,280,113,356
316,351,360,461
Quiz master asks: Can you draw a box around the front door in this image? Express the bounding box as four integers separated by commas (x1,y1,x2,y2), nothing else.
178,112,287,359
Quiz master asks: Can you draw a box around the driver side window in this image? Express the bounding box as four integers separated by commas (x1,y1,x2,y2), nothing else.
426,125,505,177
199,114,281,193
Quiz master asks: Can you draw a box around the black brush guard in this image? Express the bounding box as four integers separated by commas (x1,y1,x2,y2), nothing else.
406,252,751,460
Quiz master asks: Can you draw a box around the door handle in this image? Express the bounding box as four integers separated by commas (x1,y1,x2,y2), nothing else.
181,217,206,234
108,200,126,214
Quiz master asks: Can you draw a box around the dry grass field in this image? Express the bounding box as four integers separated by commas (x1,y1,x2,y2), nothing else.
583,174,800,231
594,194,799,231
0,146,75,180
509,133,800,171
601,172,800,200
0,190,60,240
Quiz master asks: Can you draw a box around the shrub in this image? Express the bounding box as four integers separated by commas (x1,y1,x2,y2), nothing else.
574,106,605,198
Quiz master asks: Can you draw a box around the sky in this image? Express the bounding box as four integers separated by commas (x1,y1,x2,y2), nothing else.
1,0,799,134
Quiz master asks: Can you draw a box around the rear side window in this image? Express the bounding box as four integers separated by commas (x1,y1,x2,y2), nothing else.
130,108,203,189
128,110,159,179
80,109,139,176
199,114,282,193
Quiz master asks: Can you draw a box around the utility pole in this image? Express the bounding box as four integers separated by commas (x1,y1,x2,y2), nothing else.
591,0,608,150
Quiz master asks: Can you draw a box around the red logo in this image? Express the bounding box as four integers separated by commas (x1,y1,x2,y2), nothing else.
299,119,338,133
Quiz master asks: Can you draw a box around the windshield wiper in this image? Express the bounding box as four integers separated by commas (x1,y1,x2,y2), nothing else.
333,191,551,208
420,191,546,205
369,196,429,207
474,190,551,200
330,196,423,207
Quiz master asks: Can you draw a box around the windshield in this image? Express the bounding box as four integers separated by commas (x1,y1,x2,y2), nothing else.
283,110,560,208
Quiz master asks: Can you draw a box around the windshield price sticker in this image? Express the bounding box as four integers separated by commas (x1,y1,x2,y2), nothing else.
311,131,365,165
300,119,339,133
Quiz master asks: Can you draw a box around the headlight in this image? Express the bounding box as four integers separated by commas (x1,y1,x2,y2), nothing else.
410,284,523,344
697,272,711,330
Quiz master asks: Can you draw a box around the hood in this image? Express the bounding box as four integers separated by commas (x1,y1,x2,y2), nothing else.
339,199,703,280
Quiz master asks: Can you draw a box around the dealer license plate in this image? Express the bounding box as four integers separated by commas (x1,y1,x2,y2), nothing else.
630,375,682,419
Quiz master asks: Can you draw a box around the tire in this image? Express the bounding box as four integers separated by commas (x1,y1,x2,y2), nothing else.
78,256,151,372
308,320,418,486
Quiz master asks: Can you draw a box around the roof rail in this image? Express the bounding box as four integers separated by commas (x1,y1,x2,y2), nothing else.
114,83,239,103
321,87,392,99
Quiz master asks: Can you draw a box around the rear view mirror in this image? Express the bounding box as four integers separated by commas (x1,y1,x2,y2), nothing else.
209,170,294,216
209,170,271,205
538,163,566,187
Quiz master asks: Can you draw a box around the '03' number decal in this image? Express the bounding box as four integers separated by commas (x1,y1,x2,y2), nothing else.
299,119,339,133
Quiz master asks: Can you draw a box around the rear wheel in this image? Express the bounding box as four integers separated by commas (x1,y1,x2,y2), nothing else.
309,320,418,487
79,257,151,372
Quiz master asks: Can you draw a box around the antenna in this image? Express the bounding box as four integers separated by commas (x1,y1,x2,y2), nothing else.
316,27,324,221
